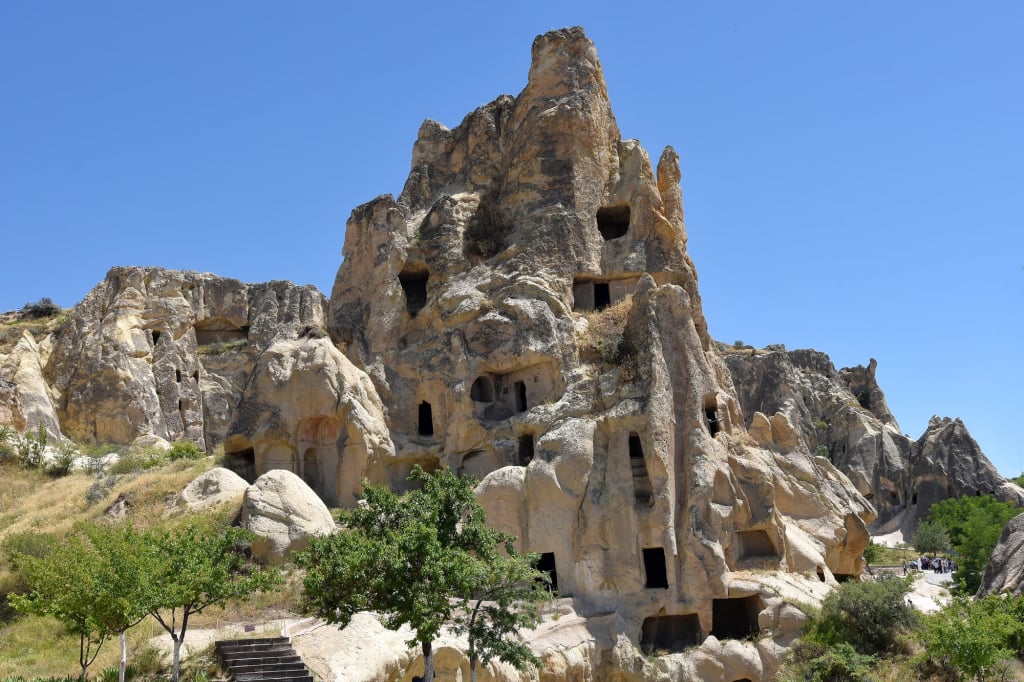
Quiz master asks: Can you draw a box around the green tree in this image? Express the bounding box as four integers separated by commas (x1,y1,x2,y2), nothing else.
809,575,917,655
922,595,1023,681
458,550,548,682
298,467,545,682
146,520,281,682
82,524,156,682
6,533,114,680
862,540,883,567
925,494,1022,594
912,520,952,557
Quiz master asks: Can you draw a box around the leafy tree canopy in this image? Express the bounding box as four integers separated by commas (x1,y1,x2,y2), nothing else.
298,466,547,682
808,575,917,655
911,520,952,557
925,494,1022,594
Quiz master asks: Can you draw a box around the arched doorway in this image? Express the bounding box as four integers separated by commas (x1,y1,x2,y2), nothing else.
297,416,341,506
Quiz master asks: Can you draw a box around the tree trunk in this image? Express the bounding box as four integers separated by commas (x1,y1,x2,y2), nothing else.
470,653,478,682
421,639,434,682
171,636,182,682
119,630,127,682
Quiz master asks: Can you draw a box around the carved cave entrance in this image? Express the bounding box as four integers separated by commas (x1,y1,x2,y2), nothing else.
399,267,429,316
518,434,534,466
597,205,630,240
641,614,702,653
643,547,668,589
737,530,777,560
710,596,763,640
629,432,653,506
418,402,434,436
298,416,341,506
536,552,558,592
223,447,256,483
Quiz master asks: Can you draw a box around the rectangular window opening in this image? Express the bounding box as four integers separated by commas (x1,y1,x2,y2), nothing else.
643,547,669,589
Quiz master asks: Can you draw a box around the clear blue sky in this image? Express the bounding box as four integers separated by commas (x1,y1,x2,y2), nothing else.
2,3,1021,477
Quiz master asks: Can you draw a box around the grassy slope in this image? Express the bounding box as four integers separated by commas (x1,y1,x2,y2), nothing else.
0,456,299,679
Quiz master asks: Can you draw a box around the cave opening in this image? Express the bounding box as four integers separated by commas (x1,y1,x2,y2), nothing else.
710,595,763,640
399,268,429,316
536,552,558,592
640,614,702,653
514,381,528,412
643,547,669,589
223,447,256,483
418,401,434,436
594,282,611,309
597,205,630,240
518,434,534,466
470,376,494,402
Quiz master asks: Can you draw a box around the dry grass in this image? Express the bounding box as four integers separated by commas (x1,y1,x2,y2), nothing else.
576,296,633,361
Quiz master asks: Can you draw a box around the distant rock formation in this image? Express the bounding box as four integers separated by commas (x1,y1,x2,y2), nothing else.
723,347,1023,532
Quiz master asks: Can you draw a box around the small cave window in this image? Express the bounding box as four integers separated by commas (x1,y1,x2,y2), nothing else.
816,567,826,583
641,614,702,653
629,432,653,506
470,376,494,402
192,371,199,381
514,381,528,412
911,491,918,505
399,268,429,316
597,205,630,240
643,547,669,589
418,401,434,436
536,552,558,592
704,400,720,437
737,530,777,559
175,369,181,383
518,434,535,466
594,282,611,310
710,595,763,640
152,330,162,345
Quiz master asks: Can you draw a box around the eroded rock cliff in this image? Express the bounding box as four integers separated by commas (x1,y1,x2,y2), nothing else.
723,346,1023,533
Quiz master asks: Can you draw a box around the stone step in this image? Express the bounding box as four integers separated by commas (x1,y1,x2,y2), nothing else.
234,675,313,682
219,655,302,667
215,636,312,682
220,649,298,662
230,662,307,675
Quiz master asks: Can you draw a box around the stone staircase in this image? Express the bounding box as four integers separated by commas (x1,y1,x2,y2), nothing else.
214,637,313,682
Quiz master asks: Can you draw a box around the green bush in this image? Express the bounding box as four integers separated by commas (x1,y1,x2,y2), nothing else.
781,640,877,682
808,575,917,655
167,440,204,461
922,595,1023,681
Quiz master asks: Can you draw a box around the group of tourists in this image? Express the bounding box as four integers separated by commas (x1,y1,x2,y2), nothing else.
903,555,956,574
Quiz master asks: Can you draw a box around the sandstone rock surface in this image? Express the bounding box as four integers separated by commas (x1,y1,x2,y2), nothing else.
723,347,1021,532
241,469,336,562
44,267,326,450
978,512,1024,597
179,467,250,511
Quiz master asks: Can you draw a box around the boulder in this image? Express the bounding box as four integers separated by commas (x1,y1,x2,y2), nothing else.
241,469,336,563
179,467,249,511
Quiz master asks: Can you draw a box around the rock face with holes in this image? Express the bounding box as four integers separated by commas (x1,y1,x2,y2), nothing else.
722,347,1024,533
325,27,873,680
42,266,326,450
225,334,395,508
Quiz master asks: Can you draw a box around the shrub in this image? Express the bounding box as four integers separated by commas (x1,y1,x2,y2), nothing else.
922,595,1023,681
166,440,203,461
19,298,61,319
16,424,48,469
781,640,877,682
809,575,917,655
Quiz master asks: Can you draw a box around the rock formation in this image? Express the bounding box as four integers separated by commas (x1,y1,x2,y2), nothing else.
978,512,1024,597
241,469,336,563
723,346,1023,532
43,266,326,450
1,25,1019,682
324,27,872,679
178,467,250,512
